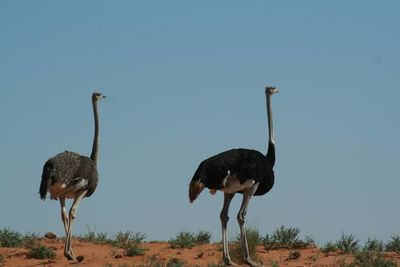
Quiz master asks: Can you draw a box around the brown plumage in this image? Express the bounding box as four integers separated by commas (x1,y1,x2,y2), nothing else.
39,92,105,260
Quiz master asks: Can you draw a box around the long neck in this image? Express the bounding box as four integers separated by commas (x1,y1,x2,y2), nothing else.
266,92,276,166
90,99,100,165
266,93,274,146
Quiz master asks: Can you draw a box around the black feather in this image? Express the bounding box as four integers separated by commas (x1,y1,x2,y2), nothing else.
190,146,275,196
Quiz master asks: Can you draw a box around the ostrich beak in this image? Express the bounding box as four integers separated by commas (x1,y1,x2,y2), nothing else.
189,180,205,203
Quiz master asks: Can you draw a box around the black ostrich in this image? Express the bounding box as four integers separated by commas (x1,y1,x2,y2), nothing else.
39,92,106,260
189,87,278,266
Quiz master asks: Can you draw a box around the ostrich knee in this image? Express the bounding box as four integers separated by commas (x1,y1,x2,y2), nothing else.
220,212,229,227
237,210,246,225
69,207,77,220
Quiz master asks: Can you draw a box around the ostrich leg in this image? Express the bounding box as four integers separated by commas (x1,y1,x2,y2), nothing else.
64,190,87,260
59,198,69,235
237,183,260,267
220,193,237,266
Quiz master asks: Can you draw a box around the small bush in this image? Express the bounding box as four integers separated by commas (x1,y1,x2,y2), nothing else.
320,241,338,255
263,226,309,251
22,232,41,249
230,227,262,264
27,245,56,259
385,235,400,254
195,230,212,245
344,250,397,267
169,232,196,249
113,231,146,249
111,231,147,257
125,244,146,257
363,238,384,252
82,225,112,244
0,228,23,248
0,254,4,267
336,232,359,254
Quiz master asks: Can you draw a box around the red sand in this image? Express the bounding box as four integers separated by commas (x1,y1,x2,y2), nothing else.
1,238,400,266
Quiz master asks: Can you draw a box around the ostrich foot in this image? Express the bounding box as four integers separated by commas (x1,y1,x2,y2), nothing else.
223,256,238,266
64,250,76,260
244,258,260,267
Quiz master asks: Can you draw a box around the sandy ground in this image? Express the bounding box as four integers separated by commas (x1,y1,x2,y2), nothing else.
1,238,400,267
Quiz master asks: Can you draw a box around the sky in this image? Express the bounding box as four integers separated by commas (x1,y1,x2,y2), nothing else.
0,1,399,245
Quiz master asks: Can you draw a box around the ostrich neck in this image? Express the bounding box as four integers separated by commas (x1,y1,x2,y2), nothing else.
90,99,100,165
266,93,275,146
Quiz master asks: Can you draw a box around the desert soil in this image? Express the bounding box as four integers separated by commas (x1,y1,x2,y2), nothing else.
1,238,400,267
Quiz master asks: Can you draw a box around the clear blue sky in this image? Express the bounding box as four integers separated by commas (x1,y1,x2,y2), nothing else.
1,1,399,245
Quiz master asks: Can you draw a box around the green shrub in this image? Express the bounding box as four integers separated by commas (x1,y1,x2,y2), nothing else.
363,238,384,252
342,250,397,267
263,226,310,251
22,232,41,249
320,241,338,255
111,231,147,257
169,232,196,249
195,230,212,245
230,227,262,264
27,245,56,259
113,231,146,249
0,228,23,247
385,235,400,254
0,254,4,267
82,225,112,244
125,244,146,256
336,232,359,254
169,230,212,249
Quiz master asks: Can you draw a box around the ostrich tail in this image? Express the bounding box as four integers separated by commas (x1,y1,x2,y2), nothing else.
39,161,53,200
39,178,49,200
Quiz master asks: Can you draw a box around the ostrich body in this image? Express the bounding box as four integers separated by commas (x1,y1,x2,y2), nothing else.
189,87,278,266
39,92,105,260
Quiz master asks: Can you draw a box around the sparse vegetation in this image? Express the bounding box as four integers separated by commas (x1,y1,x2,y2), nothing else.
112,231,147,257
363,238,384,252
2,227,400,266
169,231,212,249
195,230,212,244
125,243,146,257
136,254,188,267
22,232,41,249
341,250,397,267
82,224,112,244
263,225,312,251
385,234,400,254
0,228,23,247
230,227,262,264
27,245,56,259
320,241,338,255
336,232,359,254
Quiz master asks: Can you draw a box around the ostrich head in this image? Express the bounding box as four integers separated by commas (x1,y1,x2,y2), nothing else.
92,92,106,101
189,179,205,203
265,86,279,95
